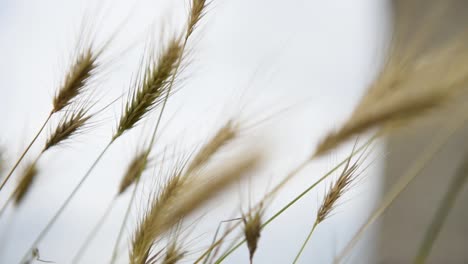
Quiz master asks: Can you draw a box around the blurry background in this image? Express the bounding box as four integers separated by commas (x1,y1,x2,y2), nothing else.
0,0,417,263
379,1,468,263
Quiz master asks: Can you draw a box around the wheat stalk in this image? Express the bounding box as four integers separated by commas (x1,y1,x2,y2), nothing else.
19,30,187,263
209,137,375,264
113,38,183,140
109,0,207,253
0,103,94,220
293,142,368,264
130,151,260,264
129,119,236,264
335,111,468,263
0,44,100,192
112,2,211,260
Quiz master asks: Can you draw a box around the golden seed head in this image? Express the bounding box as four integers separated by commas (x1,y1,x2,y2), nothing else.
186,120,237,173
44,108,91,152
13,161,38,206
118,148,150,195
114,38,183,140
187,0,208,39
53,48,97,112
243,208,262,263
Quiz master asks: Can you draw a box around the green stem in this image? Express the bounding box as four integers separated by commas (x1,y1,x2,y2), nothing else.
414,158,468,264
19,141,113,263
212,136,375,264
292,222,318,264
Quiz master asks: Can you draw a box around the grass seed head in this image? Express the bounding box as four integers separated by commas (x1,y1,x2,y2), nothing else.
13,161,38,206
316,153,362,224
186,120,237,173
114,38,183,140
130,167,186,264
187,0,208,39
53,48,98,113
243,206,263,264
43,107,91,152
118,148,151,195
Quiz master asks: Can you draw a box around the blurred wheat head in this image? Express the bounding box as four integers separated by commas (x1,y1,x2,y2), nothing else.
1,1,468,264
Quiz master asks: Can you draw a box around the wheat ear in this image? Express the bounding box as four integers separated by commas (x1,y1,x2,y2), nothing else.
243,205,263,264
112,1,210,261
0,45,100,192
293,143,367,264
0,161,39,219
335,112,468,264
19,32,186,263
209,136,375,264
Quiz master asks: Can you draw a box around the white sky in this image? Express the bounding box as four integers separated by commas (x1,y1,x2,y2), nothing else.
0,0,388,263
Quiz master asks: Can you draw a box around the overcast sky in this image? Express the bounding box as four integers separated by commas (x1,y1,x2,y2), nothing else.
0,0,388,263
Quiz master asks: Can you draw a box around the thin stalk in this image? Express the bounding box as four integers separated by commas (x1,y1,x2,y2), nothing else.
109,178,139,264
19,141,113,263
414,161,468,264
0,112,52,192
72,198,117,264
147,32,190,148
292,222,318,264
210,136,375,264
109,20,192,264
335,114,468,264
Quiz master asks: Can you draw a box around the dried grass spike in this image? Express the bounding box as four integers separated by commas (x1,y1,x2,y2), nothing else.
164,152,262,233
293,147,366,264
130,151,261,264
316,156,360,223
53,48,97,112
314,7,468,156
187,120,237,173
130,168,186,264
118,148,151,194
114,38,183,140
187,0,208,39
314,79,448,156
43,108,91,152
243,206,263,264
13,161,38,205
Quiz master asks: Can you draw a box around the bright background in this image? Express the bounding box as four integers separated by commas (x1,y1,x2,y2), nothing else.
0,0,388,263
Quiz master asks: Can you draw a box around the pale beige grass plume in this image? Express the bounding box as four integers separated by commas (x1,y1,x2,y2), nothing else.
315,0,468,156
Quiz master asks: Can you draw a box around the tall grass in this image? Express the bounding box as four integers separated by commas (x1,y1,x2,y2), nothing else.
1,1,468,264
